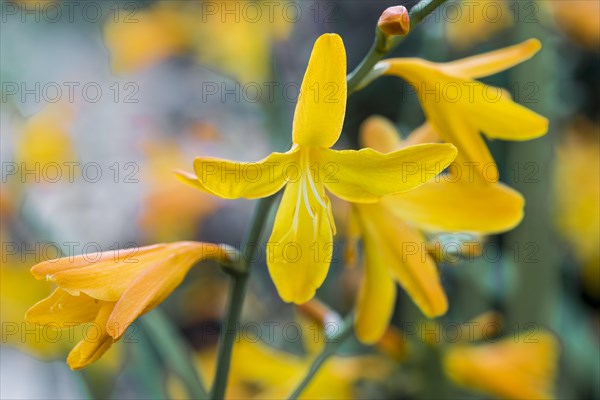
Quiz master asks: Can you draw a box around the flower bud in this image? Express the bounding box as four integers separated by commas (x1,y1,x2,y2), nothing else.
378,5,410,37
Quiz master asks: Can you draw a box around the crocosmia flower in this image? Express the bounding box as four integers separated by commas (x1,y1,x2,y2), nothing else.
26,242,232,369
178,34,457,304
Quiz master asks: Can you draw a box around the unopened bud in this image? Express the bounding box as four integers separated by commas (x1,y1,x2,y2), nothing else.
378,5,410,37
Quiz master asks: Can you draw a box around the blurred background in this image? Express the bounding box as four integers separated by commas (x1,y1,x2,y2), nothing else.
1,0,598,399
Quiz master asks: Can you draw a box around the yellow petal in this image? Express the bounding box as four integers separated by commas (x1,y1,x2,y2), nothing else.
292,34,347,148
440,39,542,79
25,289,104,327
66,303,115,370
353,207,397,344
107,243,226,339
383,59,548,180
30,244,165,280
461,81,548,141
51,248,170,301
192,149,299,199
316,144,457,203
359,116,404,153
356,203,447,318
443,331,559,399
267,178,333,304
173,169,214,194
383,180,525,234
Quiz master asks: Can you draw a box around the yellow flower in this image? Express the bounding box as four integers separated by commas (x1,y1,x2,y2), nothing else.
180,321,392,399
177,34,457,304
378,39,548,181
104,1,292,82
104,2,191,74
545,0,600,50
352,116,524,344
14,103,76,178
554,118,600,297
443,331,559,399
25,241,232,369
191,0,293,84
445,0,513,50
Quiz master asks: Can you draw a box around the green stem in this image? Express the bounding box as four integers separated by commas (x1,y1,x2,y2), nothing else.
287,316,355,400
210,194,278,400
140,310,207,399
347,0,450,93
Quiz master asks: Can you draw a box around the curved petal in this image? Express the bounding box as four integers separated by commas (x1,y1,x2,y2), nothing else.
356,203,447,318
461,81,548,140
440,39,542,79
66,303,115,370
292,34,347,148
25,289,104,327
384,180,525,234
316,144,457,203
192,149,299,199
266,178,333,304
30,244,165,280
51,249,169,301
354,207,397,344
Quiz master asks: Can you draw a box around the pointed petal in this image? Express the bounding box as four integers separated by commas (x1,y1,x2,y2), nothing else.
51,250,167,301
174,169,214,194
292,34,347,148
384,180,525,234
30,244,165,280
25,289,104,327
66,303,115,370
192,149,299,199
267,179,333,304
354,207,397,344
440,39,542,79
356,203,447,318
462,82,548,141
317,144,457,203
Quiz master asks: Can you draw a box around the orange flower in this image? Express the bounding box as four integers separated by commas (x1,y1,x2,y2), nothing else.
26,242,233,369
443,331,559,399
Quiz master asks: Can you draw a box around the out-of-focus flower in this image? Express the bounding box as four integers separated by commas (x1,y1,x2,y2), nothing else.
104,0,292,82
378,39,548,181
554,118,600,297
26,242,233,369
351,116,524,344
138,139,219,242
183,326,393,399
545,0,600,50
13,103,77,183
177,34,457,304
103,3,190,74
191,0,293,83
445,0,513,50
443,330,560,399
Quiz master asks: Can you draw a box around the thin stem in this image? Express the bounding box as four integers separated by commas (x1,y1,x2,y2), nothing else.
287,316,355,400
210,194,278,400
140,310,207,399
347,0,450,93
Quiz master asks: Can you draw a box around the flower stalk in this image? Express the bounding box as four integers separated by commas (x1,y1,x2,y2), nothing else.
347,0,450,92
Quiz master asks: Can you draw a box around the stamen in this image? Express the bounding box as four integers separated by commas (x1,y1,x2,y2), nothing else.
302,173,316,220
306,166,327,209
